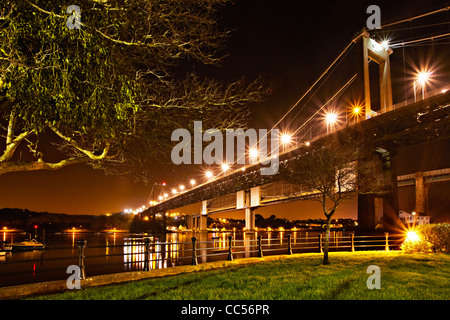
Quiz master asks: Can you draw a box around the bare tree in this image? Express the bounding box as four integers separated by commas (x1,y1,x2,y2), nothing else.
282,137,390,264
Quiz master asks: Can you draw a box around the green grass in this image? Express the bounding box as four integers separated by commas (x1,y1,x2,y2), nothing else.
30,251,450,300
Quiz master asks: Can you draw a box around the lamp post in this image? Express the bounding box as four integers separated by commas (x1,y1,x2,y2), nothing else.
249,147,258,164
414,71,431,102
280,133,293,152
324,111,338,134
221,163,230,173
205,170,213,180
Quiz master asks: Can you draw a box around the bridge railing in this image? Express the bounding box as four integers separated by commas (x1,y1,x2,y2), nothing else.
0,232,405,287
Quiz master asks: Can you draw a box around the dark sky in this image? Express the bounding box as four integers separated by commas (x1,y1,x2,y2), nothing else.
1,0,449,219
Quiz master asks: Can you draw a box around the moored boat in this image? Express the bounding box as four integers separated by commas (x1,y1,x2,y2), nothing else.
3,239,46,252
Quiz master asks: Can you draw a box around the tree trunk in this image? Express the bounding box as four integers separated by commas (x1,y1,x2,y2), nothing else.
323,216,332,265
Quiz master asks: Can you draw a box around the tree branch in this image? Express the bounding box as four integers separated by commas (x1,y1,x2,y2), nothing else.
0,157,89,175
47,124,110,161
6,109,15,145
0,129,35,162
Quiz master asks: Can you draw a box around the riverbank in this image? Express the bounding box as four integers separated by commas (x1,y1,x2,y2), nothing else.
12,251,450,300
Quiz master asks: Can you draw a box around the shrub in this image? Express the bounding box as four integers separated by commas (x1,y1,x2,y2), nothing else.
401,223,450,253
420,223,450,253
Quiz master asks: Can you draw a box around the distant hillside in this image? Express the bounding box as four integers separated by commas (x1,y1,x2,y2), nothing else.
0,208,132,232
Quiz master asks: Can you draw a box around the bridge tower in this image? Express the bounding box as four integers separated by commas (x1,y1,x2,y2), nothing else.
360,30,394,118
357,31,397,230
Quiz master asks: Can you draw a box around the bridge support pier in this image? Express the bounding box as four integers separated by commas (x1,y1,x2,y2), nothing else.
358,194,384,230
415,171,428,215
244,207,256,232
198,214,207,232
188,214,207,232
187,215,193,230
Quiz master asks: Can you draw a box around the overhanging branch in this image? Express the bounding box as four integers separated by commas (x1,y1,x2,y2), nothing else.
48,124,110,160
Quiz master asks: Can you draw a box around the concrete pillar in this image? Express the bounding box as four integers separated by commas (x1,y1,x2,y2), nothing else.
187,215,193,230
199,214,207,232
192,215,198,231
245,207,255,231
358,194,376,230
415,172,428,215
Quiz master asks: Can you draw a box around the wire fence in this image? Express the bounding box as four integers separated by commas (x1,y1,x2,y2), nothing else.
0,232,405,286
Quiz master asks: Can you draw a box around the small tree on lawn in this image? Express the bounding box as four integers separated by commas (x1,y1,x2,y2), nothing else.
282,137,389,264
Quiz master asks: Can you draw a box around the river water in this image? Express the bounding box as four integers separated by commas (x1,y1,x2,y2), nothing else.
0,230,341,288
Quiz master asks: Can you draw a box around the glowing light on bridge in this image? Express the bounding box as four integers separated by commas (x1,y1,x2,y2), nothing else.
413,69,432,102
249,147,259,163
323,110,340,134
179,185,185,191
158,195,163,201
221,163,230,172
280,133,292,145
416,71,431,86
280,132,293,152
190,179,196,186
205,170,213,180
171,188,178,194
325,111,338,125
348,103,364,123
351,106,362,116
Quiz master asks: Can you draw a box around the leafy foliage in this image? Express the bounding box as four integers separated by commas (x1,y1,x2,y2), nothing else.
401,223,450,253
0,0,266,177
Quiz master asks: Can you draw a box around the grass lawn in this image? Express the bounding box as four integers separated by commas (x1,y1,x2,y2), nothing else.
30,251,449,300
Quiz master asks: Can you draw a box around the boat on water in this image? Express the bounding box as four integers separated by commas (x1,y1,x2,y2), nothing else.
3,239,46,252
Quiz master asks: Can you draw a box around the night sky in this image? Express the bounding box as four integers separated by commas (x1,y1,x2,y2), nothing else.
1,0,449,220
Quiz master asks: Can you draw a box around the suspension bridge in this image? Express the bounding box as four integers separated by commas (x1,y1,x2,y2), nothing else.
137,7,450,232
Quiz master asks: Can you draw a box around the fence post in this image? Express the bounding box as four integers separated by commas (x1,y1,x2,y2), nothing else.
227,235,233,261
351,233,355,252
385,232,390,251
77,239,87,280
287,234,292,255
143,237,151,271
318,234,323,253
257,235,263,258
191,237,198,265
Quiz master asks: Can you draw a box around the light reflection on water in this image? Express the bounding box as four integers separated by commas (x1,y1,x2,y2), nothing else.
0,230,344,287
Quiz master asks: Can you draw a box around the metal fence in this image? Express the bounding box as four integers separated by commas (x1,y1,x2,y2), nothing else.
0,232,405,286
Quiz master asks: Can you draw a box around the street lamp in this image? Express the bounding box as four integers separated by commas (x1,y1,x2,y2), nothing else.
324,110,339,134
280,132,293,152
190,179,196,187
249,147,258,163
221,163,230,172
352,106,362,116
414,71,431,102
348,104,363,124
205,170,213,180
179,185,185,191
